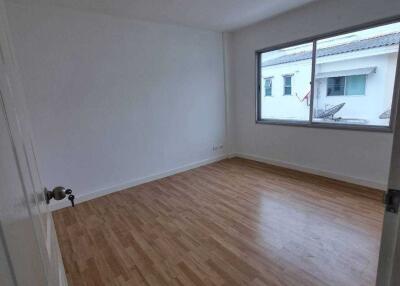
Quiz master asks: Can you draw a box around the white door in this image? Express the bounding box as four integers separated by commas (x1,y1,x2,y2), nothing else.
0,1,67,285
376,70,400,284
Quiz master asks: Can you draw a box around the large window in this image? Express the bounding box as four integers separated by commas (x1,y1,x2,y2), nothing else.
257,20,400,130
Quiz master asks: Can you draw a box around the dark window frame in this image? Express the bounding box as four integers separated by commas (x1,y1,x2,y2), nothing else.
255,16,400,133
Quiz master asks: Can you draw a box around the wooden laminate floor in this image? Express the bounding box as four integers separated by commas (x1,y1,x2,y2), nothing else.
53,158,385,286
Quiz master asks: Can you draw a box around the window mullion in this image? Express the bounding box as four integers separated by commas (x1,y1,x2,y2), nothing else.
309,40,317,124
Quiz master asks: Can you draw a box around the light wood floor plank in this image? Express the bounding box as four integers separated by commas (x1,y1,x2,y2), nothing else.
53,158,384,286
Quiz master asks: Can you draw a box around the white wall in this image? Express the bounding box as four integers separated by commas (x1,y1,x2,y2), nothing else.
6,2,226,204
230,0,400,189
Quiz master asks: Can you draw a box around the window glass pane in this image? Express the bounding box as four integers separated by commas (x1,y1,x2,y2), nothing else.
327,77,345,96
259,42,312,121
284,86,292,95
264,78,272,96
284,76,291,86
312,22,400,126
283,76,292,95
345,75,366,95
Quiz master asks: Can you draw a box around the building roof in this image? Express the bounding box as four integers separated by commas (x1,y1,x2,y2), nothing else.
262,32,400,67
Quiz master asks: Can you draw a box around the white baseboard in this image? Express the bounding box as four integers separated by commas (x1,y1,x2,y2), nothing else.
49,154,228,211
233,152,387,191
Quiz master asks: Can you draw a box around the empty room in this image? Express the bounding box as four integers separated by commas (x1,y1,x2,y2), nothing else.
1,0,400,285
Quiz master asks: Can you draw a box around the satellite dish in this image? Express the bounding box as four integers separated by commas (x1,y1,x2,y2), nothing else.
317,102,345,119
379,109,391,119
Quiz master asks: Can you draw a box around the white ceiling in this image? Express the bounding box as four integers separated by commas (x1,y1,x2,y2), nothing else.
9,0,316,31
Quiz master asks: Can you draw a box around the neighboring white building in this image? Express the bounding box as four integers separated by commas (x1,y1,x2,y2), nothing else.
261,32,400,126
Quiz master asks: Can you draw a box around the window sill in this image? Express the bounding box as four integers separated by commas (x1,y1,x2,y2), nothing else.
255,119,393,133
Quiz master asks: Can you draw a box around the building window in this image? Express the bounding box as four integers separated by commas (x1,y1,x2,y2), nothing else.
283,75,292,95
327,75,366,96
327,77,345,96
257,20,400,129
264,78,272,96
345,75,366,95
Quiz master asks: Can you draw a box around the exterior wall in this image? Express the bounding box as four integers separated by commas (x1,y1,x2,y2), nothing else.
315,49,398,126
261,59,311,121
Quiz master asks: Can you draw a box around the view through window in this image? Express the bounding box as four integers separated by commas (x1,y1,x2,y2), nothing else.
260,42,313,121
258,21,400,128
